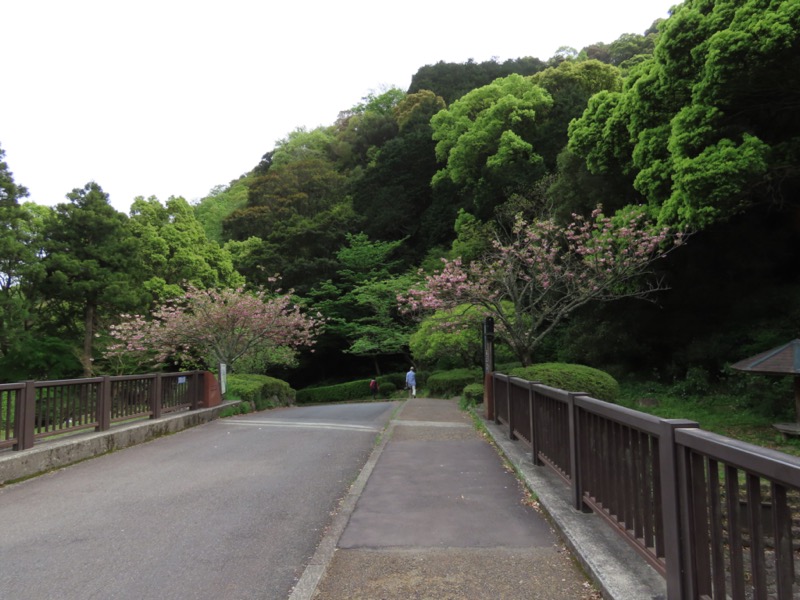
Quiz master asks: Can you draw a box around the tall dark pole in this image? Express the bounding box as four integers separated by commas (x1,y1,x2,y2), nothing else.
482,317,495,418
482,317,495,376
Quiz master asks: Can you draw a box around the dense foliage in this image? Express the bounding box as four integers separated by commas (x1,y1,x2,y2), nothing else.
2,0,799,424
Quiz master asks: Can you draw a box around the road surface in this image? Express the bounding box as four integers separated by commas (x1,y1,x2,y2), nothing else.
0,401,397,599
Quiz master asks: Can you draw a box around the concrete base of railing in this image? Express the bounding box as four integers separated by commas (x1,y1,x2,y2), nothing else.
476,407,667,600
0,401,240,485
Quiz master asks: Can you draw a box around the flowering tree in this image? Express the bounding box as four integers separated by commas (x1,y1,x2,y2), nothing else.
103,286,322,373
399,206,681,366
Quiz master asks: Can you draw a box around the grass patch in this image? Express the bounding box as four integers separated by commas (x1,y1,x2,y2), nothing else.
617,380,800,457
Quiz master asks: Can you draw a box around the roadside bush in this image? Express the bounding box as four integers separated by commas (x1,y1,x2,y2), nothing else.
461,383,484,408
495,361,522,373
378,382,397,397
378,371,429,392
508,363,620,402
378,372,406,391
226,374,295,410
427,368,482,397
297,379,374,404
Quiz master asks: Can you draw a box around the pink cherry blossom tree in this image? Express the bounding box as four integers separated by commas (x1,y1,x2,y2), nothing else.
399,206,682,366
103,286,322,373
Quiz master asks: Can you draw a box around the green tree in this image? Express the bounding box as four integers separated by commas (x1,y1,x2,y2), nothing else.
568,0,800,230
529,60,622,170
0,144,33,355
310,233,415,373
225,153,353,292
409,58,546,105
394,89,446,132
129,196,243,301
38,182,144,374
409,305,485,369
350,91,446,257
331,88,405,170
193,178,250,244
270,126,337,168
430,74,553,218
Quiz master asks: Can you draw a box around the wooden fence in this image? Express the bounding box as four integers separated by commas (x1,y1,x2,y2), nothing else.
490,372,800,600
0,371,213,452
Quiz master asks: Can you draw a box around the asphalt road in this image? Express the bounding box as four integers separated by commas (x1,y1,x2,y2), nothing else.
0,401,398,600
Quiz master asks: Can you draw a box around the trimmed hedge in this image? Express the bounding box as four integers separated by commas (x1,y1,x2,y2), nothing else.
226,374,296,410
508,363,619,402
462,383,484,406
378,371,428,391
427,368,483,397
297,378,394,404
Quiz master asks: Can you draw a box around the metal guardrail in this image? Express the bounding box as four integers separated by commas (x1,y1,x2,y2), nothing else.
490,372,800,600
0,371,204,451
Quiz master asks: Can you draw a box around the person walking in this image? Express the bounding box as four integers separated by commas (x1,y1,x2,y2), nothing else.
405,366,417,399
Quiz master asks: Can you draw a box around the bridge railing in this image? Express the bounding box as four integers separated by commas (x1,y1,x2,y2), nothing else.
490,372,800,600
0,371,208,452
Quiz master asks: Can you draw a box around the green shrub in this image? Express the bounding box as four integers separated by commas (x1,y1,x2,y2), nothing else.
508,363,620,402
427,368,483,397
379,370,429,391
226,374,295,410
461,383,484,408
495,361,523,373
378,373,406,391
378,382,397,397
297,378,375,404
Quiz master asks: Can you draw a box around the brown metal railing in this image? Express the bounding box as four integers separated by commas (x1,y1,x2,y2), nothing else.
0,371,203,452
0,384,23,450
490,372,800,600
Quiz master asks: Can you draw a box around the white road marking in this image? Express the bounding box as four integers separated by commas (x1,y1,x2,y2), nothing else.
392,420,471,428
224,420,380,433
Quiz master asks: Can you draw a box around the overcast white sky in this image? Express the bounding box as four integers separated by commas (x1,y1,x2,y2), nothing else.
2,0,678,214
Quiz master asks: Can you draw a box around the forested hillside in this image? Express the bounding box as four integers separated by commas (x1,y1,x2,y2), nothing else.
2,0,798,393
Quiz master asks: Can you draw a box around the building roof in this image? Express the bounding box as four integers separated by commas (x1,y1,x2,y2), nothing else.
731,339,800,375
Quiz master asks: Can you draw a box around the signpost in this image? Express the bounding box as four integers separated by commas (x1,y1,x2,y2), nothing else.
219,363,227,395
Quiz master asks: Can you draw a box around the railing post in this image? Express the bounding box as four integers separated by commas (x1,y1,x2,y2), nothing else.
191,371,200,410
529,381,544,466
151,373,162,420
508,379,517,441
658,418,699,600
494,376,502,426
529,383,537,464
485,371,494,421
96,376,111,432
14,381,36,451
569,392,590,511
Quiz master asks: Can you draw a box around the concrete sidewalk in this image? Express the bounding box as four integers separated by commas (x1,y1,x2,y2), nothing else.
290,397,612,600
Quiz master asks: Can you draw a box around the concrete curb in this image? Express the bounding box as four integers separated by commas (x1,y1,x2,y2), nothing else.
0,402,238,485
476,409,667,600
288,404,400,600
